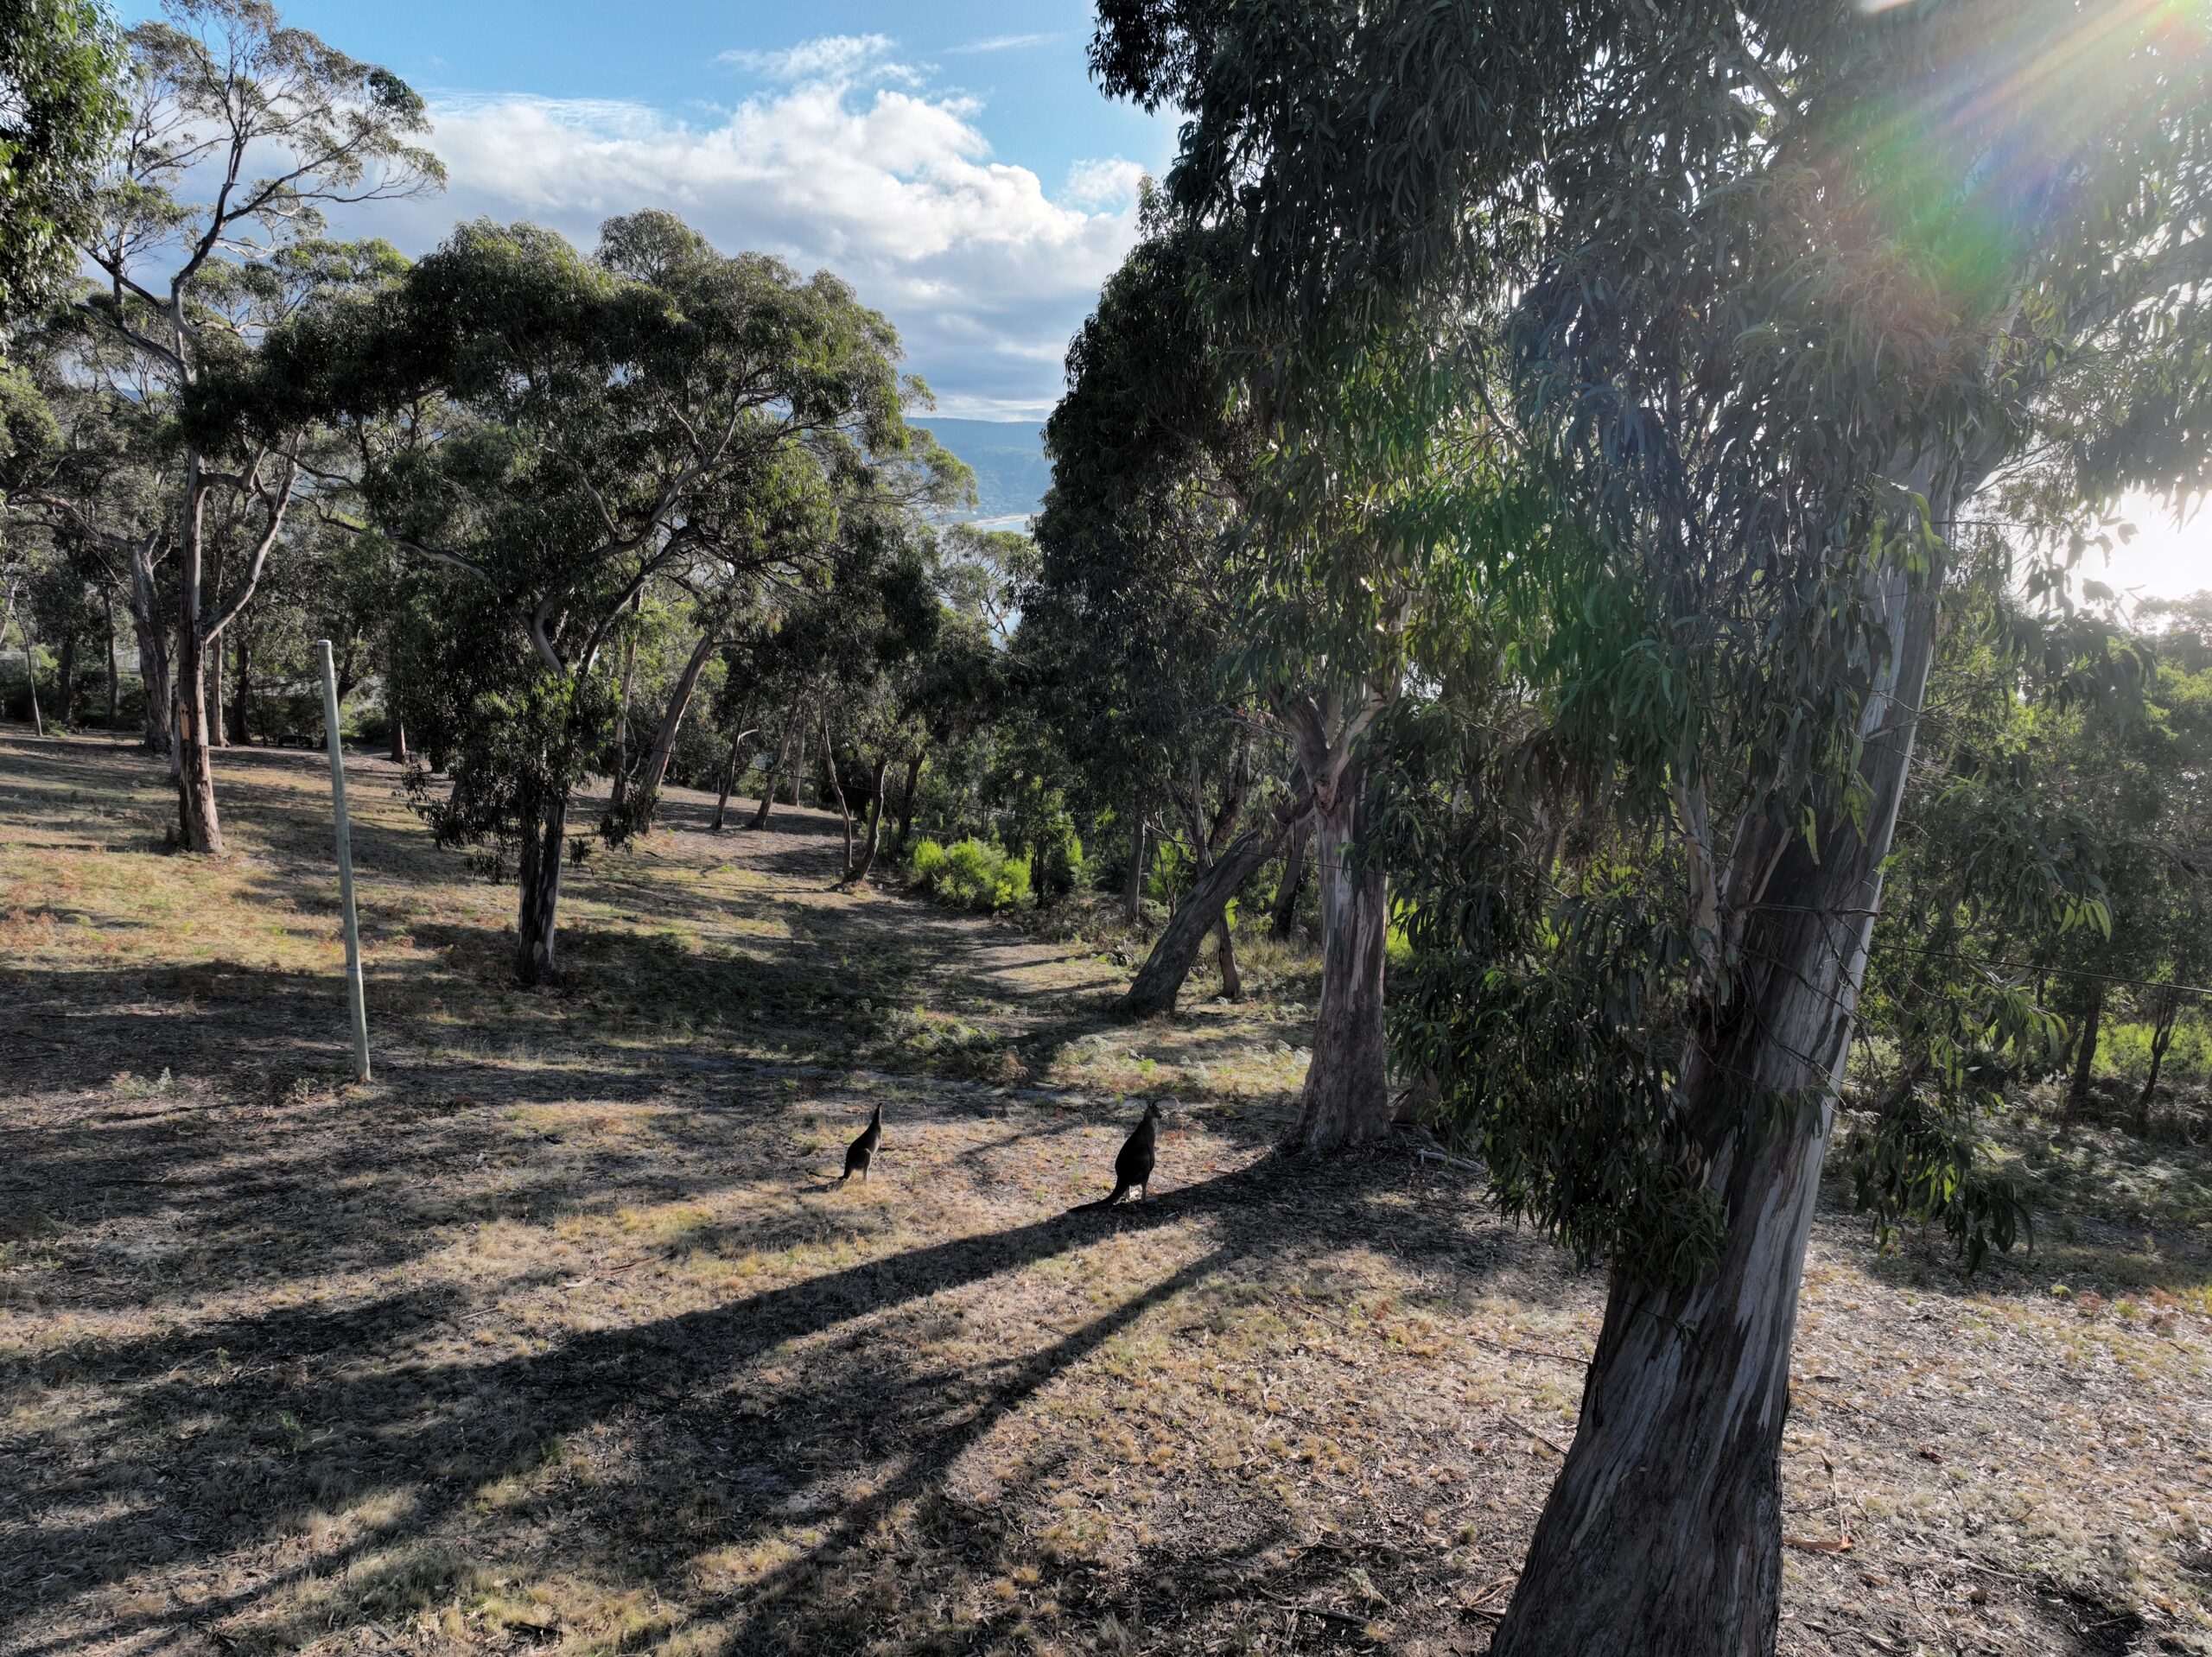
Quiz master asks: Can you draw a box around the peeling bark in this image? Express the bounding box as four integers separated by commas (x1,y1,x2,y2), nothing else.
1490,503,1949,1657
1280,686,1393,1152
1287,764,1390,1151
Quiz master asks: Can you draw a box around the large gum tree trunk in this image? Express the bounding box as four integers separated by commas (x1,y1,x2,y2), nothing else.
514,788,569,987
1490,558,1943,1657
1288,765,1390,1150
1117,816,1293,1017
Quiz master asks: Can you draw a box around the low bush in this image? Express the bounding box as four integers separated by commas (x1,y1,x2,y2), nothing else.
909,836,1031,911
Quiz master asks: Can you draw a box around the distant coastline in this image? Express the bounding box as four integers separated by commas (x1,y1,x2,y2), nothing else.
912,418,1048,527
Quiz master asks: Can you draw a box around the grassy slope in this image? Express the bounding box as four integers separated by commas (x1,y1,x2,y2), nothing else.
1,730,2208,1656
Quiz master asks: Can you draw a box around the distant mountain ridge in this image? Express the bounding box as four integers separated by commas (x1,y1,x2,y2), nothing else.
913,418,1049,527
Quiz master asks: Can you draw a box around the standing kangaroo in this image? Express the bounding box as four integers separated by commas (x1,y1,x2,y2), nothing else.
842,1104,882,1183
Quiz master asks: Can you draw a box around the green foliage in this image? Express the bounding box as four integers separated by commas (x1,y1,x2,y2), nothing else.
1376,710,1723,1286
909,836,1032,912
0,0,125,327
1845,1099,2030,1279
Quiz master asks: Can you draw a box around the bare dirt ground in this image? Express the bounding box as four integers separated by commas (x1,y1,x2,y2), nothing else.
2,729,2209,1656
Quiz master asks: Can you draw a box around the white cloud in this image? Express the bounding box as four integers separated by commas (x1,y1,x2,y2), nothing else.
715,33,911,85
948,33,1058,54
385,55,1146,416
1064,157,1145,211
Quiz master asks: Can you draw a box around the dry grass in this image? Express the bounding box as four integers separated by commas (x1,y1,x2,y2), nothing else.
2,728,2209,1656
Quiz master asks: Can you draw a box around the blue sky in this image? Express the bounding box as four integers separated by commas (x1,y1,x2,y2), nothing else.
119,1,1179,419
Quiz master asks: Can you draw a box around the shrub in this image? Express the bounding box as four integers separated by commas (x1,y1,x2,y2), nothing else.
1036,828,1087,898
910,838,948,886
912,836,1030,911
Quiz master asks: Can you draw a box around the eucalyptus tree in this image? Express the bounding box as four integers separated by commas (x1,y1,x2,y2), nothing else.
1098,2,2212,1649
7,312,179,752
291,212,924,984
73,0,436,848
1027,215,1306,1025
0,0,125,331
629,407,969,833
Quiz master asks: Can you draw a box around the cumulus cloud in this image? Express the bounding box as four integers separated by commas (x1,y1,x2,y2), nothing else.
379,36,1146,416
1065,157,1147,211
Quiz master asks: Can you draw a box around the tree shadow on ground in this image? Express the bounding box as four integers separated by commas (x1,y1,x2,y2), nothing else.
1,1138,1541,1654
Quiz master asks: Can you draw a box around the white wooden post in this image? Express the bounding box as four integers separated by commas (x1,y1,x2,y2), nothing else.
317,640,371,1081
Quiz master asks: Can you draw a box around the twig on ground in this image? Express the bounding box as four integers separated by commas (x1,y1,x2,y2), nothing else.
1505,1417,1569,1455
1259,1596,1372,1630
1466,1331,1589,1368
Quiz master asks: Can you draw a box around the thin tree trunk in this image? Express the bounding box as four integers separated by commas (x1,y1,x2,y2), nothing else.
637,632,717,830
1117,814,1294,1018
892,749,924,854
231,628,251,746
104,594,118,729
16,606,45,739
822,705,855,879
54,628,76,726
389,717,409,765
1212,913,1243,999
2137,991,2179,1137
787,710,806,806
608,602,639,815
127,539,172,759
1488,538,1946,1657
206,619,226,748
1288,762,1389,1149
1123,809,1147,927
2067,981,2105,1121
1271,811,1313,938
514,787,569,987
750,719,795,830
171,507,224,851
711,733,741,831
847,754,892,885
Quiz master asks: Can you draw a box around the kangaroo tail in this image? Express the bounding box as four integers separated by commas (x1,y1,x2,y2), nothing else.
1069,1180,1132,1213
